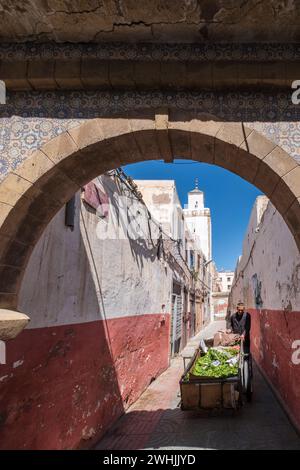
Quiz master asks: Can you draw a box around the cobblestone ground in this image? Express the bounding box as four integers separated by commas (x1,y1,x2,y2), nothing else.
95,322,300,450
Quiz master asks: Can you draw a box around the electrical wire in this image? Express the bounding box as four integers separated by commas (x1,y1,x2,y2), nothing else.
113,167,209,278
115,167,192,270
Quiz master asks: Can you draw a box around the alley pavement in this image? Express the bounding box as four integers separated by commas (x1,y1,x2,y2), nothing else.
95,321,300,450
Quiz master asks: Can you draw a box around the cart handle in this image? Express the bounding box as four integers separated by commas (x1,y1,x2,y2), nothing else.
238,337,244,370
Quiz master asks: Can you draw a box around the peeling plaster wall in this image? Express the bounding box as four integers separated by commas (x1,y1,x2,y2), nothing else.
0,174,175,449
231,196,300,312
18,180,173,328
230,196,300,429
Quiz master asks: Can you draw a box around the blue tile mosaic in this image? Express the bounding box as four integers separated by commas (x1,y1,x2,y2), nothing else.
0,90,299,182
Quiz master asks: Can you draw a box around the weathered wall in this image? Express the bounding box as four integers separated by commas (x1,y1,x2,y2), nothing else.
0,174,173,449
230,196,300,429
0,1,299,43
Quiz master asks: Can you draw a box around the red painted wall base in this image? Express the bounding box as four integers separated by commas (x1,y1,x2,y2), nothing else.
0,313,170,449
250,308,300,430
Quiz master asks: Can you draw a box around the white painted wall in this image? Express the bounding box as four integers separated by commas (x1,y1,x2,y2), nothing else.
230,196,300,312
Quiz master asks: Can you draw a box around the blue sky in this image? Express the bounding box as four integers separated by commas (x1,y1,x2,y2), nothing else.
123,160,262,271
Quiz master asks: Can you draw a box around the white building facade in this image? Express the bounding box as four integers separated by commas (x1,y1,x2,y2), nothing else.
218,271,235,293
136,180,213,346
183,182,213,321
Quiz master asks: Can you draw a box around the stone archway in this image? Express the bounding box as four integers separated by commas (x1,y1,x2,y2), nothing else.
0,111,299,335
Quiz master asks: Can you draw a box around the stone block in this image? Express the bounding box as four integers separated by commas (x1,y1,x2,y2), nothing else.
261,62,286,87
254,161,281,197
13,150,54,184
0,185,23,207
190,133,214,164
285,198,300,235
68,120,105,150
134,61,161,90
282,166,300,198
213,62,238,88
0,203,13,229
0,293,18,310
1,173,32,197
263,146,298,177
237,62,262,87
0,239,30,268
109,61,135,89
161,62,187,89
0,60,29,90
41,130,79,165
81,59,110,88
187,62,213,89
216,122,252,148
270,179,296,215
286,62,300,88
240,131,277,160
0,265,22,295
190,119,223,139
55,59,82,89
169,129,191,160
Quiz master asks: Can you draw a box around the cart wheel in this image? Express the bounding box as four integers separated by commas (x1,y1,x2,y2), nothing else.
243,358,253,402
249,353,253,379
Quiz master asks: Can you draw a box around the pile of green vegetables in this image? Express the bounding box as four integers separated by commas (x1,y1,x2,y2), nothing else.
188,347,239,379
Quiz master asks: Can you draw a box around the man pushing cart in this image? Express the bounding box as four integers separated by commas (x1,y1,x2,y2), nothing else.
180,302,253,410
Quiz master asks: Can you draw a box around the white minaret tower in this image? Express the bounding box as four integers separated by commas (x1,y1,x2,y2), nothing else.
183,178,212,261
187,177,204,211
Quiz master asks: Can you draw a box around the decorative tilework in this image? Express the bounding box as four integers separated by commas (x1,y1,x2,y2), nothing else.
1,43,300,62
0,90,299,182
1,91,299,120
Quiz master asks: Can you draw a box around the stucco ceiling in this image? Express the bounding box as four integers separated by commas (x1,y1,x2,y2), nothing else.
0,0,300,43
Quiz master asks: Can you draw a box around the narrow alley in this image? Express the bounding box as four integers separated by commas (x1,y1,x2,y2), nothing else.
96,322,300,451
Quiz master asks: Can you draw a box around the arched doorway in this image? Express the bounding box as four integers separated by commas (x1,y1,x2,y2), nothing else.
0,112,299,319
